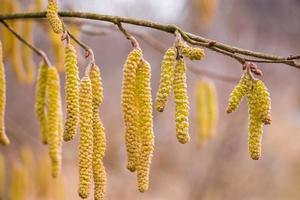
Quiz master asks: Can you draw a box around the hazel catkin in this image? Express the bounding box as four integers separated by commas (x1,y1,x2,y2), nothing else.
121,48,142,172
179,42,205,60
173,58,190,144
136,59,154,193
63,44,79,142
78,76,93,199
35,61,48,144
46,67,62,178
226,73,252,114
0,42,9,145
206,80,218,138
155,47,177,112
90,65,107,200
46,0,63,34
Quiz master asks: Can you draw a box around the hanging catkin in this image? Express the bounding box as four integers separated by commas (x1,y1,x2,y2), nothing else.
196,80,209,146
179,42,205,60
90,65,106,200
206,81,218,138
173,58,190,144
226,73,252,113
9,163,27,200
78,76,93,199
49,30,65,72
155,47,177,112
247,79,271,160
0,153,4,198
121,48,142,172
46,0,63,34
136,59,154,193
35,61,48,144
0,42,9,145
63,44,79,142
46,67,62,178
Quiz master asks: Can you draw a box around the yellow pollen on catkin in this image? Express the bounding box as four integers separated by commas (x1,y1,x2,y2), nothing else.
155,47,177,112
46,67,62,178
136,59,154,193
0,42,9,145
173,58,190,144
247,79,271,160
46,0,63,34
121,48,142,172
49,30,65,72
226,73,252,113
35,61,48,144
90,65,106,200
63,44,79,142
78,76,93,199
179,42,205,60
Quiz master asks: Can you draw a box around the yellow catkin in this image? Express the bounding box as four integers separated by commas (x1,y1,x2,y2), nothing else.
0,42,9,145
9,163,27,200
173,58,190,144
35,61,48,144
21,5,36,84
35,157,52,197
49,30,65,72
0,153,5,198
121,48,142,172
46,0,63,34
226,73,252,113
63,44,79,141
78,76,93,199
1,0,14,59
47,67,61,178
206,81,218,138
247,79,271,160
90,65,107,200
195,0,217,28
179,42,205,60
136,59,154,193
155,47,177,112
196,81,209,146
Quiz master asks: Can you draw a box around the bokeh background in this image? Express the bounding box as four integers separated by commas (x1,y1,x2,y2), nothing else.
1,0,300,199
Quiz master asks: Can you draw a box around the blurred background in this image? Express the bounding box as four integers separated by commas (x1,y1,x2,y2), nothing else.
1,0,300,199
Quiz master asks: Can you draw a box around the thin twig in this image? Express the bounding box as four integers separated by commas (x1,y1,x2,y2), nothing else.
0,11,299,68
0,19,51,66
116,22,139,48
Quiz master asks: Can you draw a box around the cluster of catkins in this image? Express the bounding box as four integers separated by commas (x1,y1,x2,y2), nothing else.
226,69,271,160
196,79,218,147
155,41,205,144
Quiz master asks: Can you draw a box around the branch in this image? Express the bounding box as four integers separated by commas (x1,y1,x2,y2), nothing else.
0,19,51,66
0,11,299,69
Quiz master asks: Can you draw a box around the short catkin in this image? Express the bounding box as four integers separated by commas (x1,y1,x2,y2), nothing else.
46,67,62,178
121,48,142,172
35,61,48,144
46,0,63,34
0,42,9,145
63,44,79,142
226,73,252,113
173,58,190,144
136,59,154,193
90,65,107,200
78,76,93,199
155,47,177,112
179,42,205,60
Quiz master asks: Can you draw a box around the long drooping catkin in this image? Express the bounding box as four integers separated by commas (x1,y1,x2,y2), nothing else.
179,42,205,60
46,67,61,178
35,61,48,144
206,81,218,138
226,73,252,113
247,79,271,160
46,0,63,34
49,30,65,72
173,58,190,144
63,44,79,142
9,163,27,200
121,48,142,172
155,47,176,112
78,76,93,199
136,59,154,193
90,65,106,200
0,153,4,198
0,42,9,145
